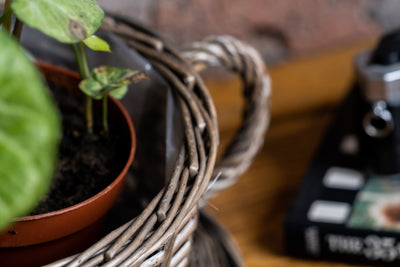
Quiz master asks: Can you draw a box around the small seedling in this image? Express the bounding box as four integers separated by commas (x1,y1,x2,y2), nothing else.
80,66,149,133
72,37,110,133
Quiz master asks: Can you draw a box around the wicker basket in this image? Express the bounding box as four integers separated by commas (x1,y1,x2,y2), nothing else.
47,16,271,267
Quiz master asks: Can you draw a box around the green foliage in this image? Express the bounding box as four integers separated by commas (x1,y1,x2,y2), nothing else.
79,66,148,100
83,35,111,52
80,66,148,133
0,31,61,230
11,0,104,43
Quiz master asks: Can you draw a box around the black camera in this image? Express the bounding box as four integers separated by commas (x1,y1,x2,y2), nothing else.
355,30,400,174
285,30,400,267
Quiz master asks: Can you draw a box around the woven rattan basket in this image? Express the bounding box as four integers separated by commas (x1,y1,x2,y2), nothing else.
45,16,271,267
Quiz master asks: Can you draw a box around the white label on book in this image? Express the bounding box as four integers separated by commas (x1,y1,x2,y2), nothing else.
308,200,350,224
323,167,364,190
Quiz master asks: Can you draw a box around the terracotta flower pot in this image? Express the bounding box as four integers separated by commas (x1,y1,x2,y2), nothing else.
0,63,135,254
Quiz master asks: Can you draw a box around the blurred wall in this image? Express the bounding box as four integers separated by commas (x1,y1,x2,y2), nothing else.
99,0,400,63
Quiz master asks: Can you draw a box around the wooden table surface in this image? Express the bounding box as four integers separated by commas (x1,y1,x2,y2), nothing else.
204,38,379,267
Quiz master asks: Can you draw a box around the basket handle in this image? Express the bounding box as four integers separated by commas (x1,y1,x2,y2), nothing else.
181,36,272,200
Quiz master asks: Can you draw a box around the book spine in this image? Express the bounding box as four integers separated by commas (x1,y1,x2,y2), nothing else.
286,223,400,266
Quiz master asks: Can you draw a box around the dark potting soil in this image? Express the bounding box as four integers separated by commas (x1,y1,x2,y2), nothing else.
31,87,126,215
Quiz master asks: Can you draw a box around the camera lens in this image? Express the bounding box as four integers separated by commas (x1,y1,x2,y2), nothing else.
363,101,394,138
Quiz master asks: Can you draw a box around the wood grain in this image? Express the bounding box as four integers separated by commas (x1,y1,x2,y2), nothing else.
203,39,378,267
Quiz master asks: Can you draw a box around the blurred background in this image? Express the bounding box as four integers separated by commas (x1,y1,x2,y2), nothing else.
96,2,400,266
99,0,400,63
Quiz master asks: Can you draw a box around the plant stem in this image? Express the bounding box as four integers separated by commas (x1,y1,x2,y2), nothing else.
0,9,12,26
84,93,93,133
3,0,13,34
79,42,90,78
102,96,108,133
73,42,94,134
72,44,84,78
80,43,93,134
12,18,23,42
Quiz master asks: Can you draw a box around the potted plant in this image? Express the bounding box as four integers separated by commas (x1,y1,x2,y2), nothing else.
0,0,147,263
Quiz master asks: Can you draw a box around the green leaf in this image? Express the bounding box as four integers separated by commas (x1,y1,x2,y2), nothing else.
11,0,104,43
79,66,148,99
0,31,61,231
109,86,128,99
83,35,111,52
79,78,104,100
